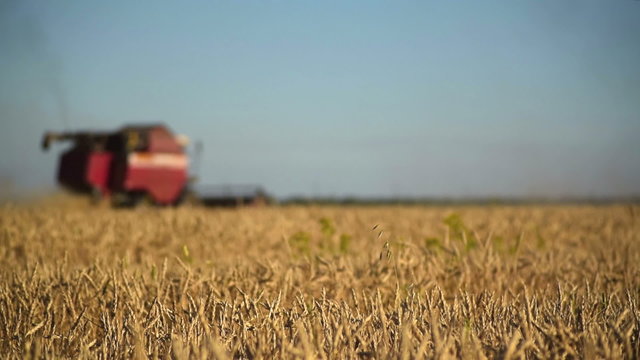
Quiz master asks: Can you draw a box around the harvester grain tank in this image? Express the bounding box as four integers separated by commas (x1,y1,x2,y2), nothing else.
41,124,189,206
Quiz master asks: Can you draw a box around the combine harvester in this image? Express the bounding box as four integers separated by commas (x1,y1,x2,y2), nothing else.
42,124,189,206
42,124,270,207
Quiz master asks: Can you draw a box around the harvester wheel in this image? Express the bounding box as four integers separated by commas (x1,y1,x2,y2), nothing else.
129,192,155,207
111,191,153,208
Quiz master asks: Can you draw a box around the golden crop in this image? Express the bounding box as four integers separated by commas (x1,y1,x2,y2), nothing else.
0,199,638,359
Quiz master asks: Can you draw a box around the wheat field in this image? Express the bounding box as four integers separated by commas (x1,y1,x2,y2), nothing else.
0,198,638,359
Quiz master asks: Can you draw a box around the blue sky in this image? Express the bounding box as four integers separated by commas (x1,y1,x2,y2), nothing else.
1,0,639,198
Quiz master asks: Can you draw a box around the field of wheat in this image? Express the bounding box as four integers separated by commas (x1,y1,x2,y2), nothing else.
0,198,638,359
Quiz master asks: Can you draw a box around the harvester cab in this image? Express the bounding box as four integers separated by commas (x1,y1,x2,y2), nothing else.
42,124,189,206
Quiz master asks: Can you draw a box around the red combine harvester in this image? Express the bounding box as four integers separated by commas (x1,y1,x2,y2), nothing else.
42,124,189,206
